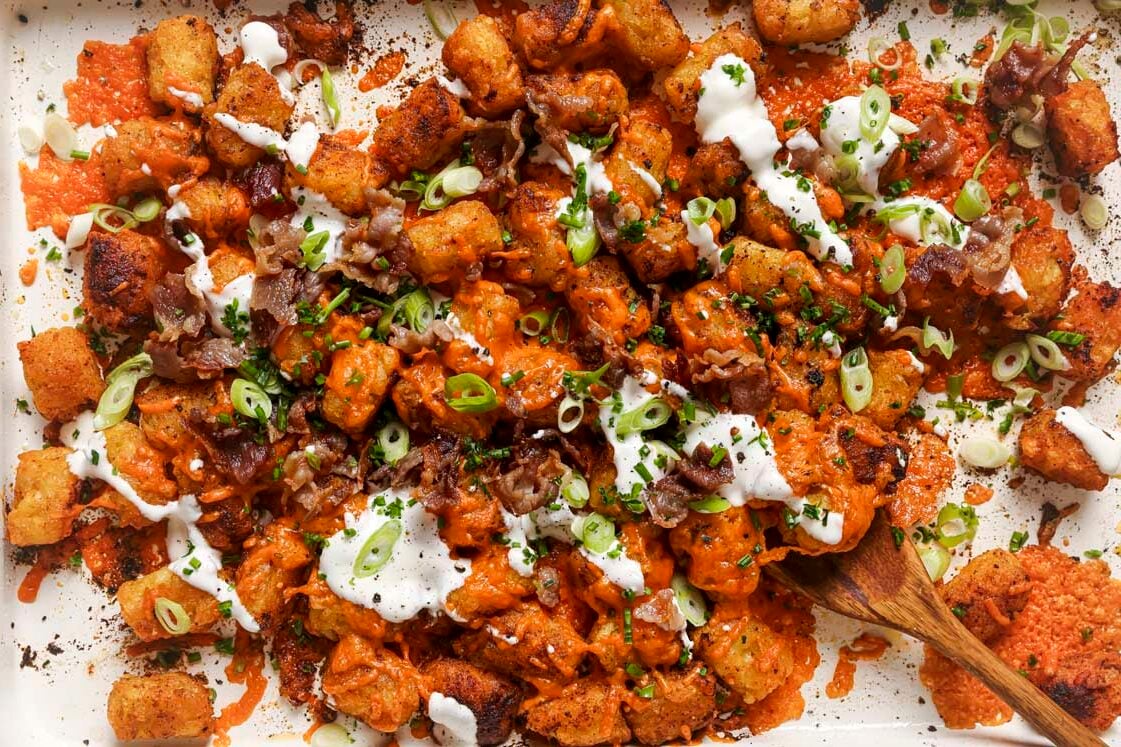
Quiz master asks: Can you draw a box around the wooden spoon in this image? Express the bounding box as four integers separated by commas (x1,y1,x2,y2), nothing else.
765,510,1106,747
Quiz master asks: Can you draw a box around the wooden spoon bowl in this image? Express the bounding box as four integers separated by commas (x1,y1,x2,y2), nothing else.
765,510,1106,747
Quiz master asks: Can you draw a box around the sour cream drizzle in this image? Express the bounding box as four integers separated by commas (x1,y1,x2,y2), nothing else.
318,488,471,623
239,21,296,105
289,186,349,265
62,412,259,631
428,693,479,747
165,201,255,338
819,95,901,197
599,376,673,499
212,115,320,172
1055,406,1121,476
695,54,852,267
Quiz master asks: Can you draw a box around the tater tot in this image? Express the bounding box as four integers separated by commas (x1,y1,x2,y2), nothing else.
603,0,690,70
502,181,571,290
752,0,861,45
100,117,208,196
17,326,104,422
285,134,379,216
322,341,401,432
1046,80,1120,178
371,78,469,178
513,0,614,70
442,16,525,118
564,256,651,347
82,229,172,333
1018,408,1109,491
175,177,251,241
7,448,80,547
107,673,214,741
405,200,504,284
204,63,294,168
322,634,421,732
525,680,632,747
116,566,221,641
525,70,628,133
663,24,761,123
146,15,219,112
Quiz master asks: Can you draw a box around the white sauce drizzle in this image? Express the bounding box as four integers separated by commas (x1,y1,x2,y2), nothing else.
681,210,725,274
695,54,852,267
682,411,793,506
996,265,1029,300
239,21,295,105
599,376,672,500
318,488,471,623
436,75,471,99
167,86,204,110
906,351,926,374
62,412,259,631
875,196,969,249
785,496,845,545
428,693,479,747
819,96,901,197
289,187,349,264
212,115,320,173
628,161,663,198
166,200,255,337
1055,406,1121,476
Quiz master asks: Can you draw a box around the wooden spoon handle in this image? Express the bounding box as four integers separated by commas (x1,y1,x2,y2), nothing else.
925,617,1107,747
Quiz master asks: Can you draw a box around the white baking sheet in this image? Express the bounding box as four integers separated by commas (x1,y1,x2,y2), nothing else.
1,0,1120,744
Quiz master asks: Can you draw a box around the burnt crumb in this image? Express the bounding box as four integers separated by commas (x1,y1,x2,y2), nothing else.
20,646,38,669
47,642,64,656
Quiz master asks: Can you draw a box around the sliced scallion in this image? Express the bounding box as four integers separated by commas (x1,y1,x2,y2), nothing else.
579,513,616,554
154,597,191,635
518,310,549,336
1081,195,1108,230
686,197,717,226
560,471,590,508
402,289,434,332
922,318,955,360
953,179,991,222
1025,333,1070,371
353,519,402,577
936,503,979,548
615,397,671,436
231,378,273,421
93,352,153,430
320,68,341,128
859,85,891,142
991,341,1029,382
423,0,457,39
445,373,498,413
879,244,906,294
566,221,600,266
840,346,873,413
1011,121,1045,149
687,495,731,513
558,394,584,433
959,437,1011,470
131,197,162,223
714,197,736,230
377,420,409,465
670,573,708,626
917,542,950,581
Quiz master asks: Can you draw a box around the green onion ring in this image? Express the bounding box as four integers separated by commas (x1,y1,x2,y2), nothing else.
444,373,498,413
353,519,403,578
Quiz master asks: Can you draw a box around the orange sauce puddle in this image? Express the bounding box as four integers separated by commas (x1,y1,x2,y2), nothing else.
964,483,994,506
19,258,38,285
213,630,268,747
359,51,406,92
825,633,890,699
63,37,158,126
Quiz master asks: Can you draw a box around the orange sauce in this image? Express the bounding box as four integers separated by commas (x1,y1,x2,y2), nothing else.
19,258,38,285
17,548,62,603
63,38,158,126
359,51,406,92
825,633,890,699
213,630,268,747
963,483,994,506
19,149,109,235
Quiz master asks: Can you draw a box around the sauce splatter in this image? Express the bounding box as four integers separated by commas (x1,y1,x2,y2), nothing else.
19,259,38,286
213,630,269,747
63,38,158,126
825,633,890,699
964,483,994,506
359,51,406,92
19,149,109,235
